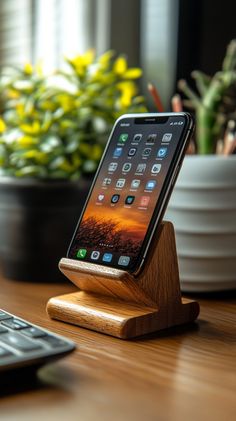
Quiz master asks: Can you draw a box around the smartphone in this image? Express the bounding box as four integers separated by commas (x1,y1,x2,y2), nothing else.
67,113,194,275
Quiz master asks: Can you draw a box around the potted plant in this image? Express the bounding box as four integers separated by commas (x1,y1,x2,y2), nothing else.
165,40,236,292
0,50,146,282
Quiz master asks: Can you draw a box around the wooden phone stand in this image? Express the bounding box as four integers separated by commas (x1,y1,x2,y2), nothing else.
47,221,199,339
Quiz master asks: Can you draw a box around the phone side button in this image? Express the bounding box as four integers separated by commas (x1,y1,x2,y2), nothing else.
171,165,180,186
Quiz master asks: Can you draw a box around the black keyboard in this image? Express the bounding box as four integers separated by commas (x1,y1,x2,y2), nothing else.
0,309,76,372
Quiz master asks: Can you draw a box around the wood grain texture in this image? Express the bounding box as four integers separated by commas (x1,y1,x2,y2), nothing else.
47,222,199,338
47,291,159,338
59,258,156,307
0,277,235,421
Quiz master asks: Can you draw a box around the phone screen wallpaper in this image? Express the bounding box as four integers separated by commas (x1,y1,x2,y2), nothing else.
68,116,186,271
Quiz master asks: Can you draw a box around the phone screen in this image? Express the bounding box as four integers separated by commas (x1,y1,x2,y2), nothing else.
67,113,191,273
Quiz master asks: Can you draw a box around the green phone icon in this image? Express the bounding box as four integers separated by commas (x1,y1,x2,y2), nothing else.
119,133,128,143
76,248,87,259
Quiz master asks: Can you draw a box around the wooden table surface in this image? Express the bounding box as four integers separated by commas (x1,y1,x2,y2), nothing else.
0,276,235,421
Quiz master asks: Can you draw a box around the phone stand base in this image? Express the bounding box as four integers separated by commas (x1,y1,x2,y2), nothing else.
47,221,200,339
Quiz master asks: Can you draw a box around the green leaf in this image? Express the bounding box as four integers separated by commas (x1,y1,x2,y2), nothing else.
0,50,147,178
15,165,48,178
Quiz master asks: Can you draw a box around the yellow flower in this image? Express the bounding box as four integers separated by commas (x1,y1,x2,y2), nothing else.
23,150,48,164
57,94,75,112
24,63,33,75
91,72,115,85
113,56,127,75
0,118,6,133
98,50,114,68
16,104,25,117
117,81,137,108
82,49,95,66
67,50,95,77
20,121,41,135
7,89,20,99
40,100,56,111
123,68,142,79
60,120,73,129
17,136,38,147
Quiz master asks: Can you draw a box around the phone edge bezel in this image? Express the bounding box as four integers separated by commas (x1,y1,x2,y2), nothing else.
66,112,193,274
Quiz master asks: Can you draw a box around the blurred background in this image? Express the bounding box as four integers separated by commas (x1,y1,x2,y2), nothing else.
1,0,236,108
1,0,236,288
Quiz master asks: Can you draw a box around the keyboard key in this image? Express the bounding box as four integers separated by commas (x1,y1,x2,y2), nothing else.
40,335,67,348
0,333,43,352
0,310,75,373
0,326,8,334
2,318,30,330
0,346,13,358
21,327,47,338
0,310,12,321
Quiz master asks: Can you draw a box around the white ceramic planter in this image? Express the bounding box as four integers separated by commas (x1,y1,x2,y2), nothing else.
165,156,236,292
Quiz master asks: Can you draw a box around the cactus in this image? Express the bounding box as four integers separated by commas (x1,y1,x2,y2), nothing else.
178,40,236,154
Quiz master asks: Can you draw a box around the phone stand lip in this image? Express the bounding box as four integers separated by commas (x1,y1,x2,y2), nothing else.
47,221,200,339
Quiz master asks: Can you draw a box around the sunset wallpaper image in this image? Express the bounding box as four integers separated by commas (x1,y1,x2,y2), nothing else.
68,117,185,268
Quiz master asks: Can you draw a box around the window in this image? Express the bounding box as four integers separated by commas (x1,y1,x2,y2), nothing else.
141,0,179,109
0,0,32,67
0,0,181,107
0,0,110,71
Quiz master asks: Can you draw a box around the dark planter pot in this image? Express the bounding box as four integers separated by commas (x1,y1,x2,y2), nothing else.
0,177,92,282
